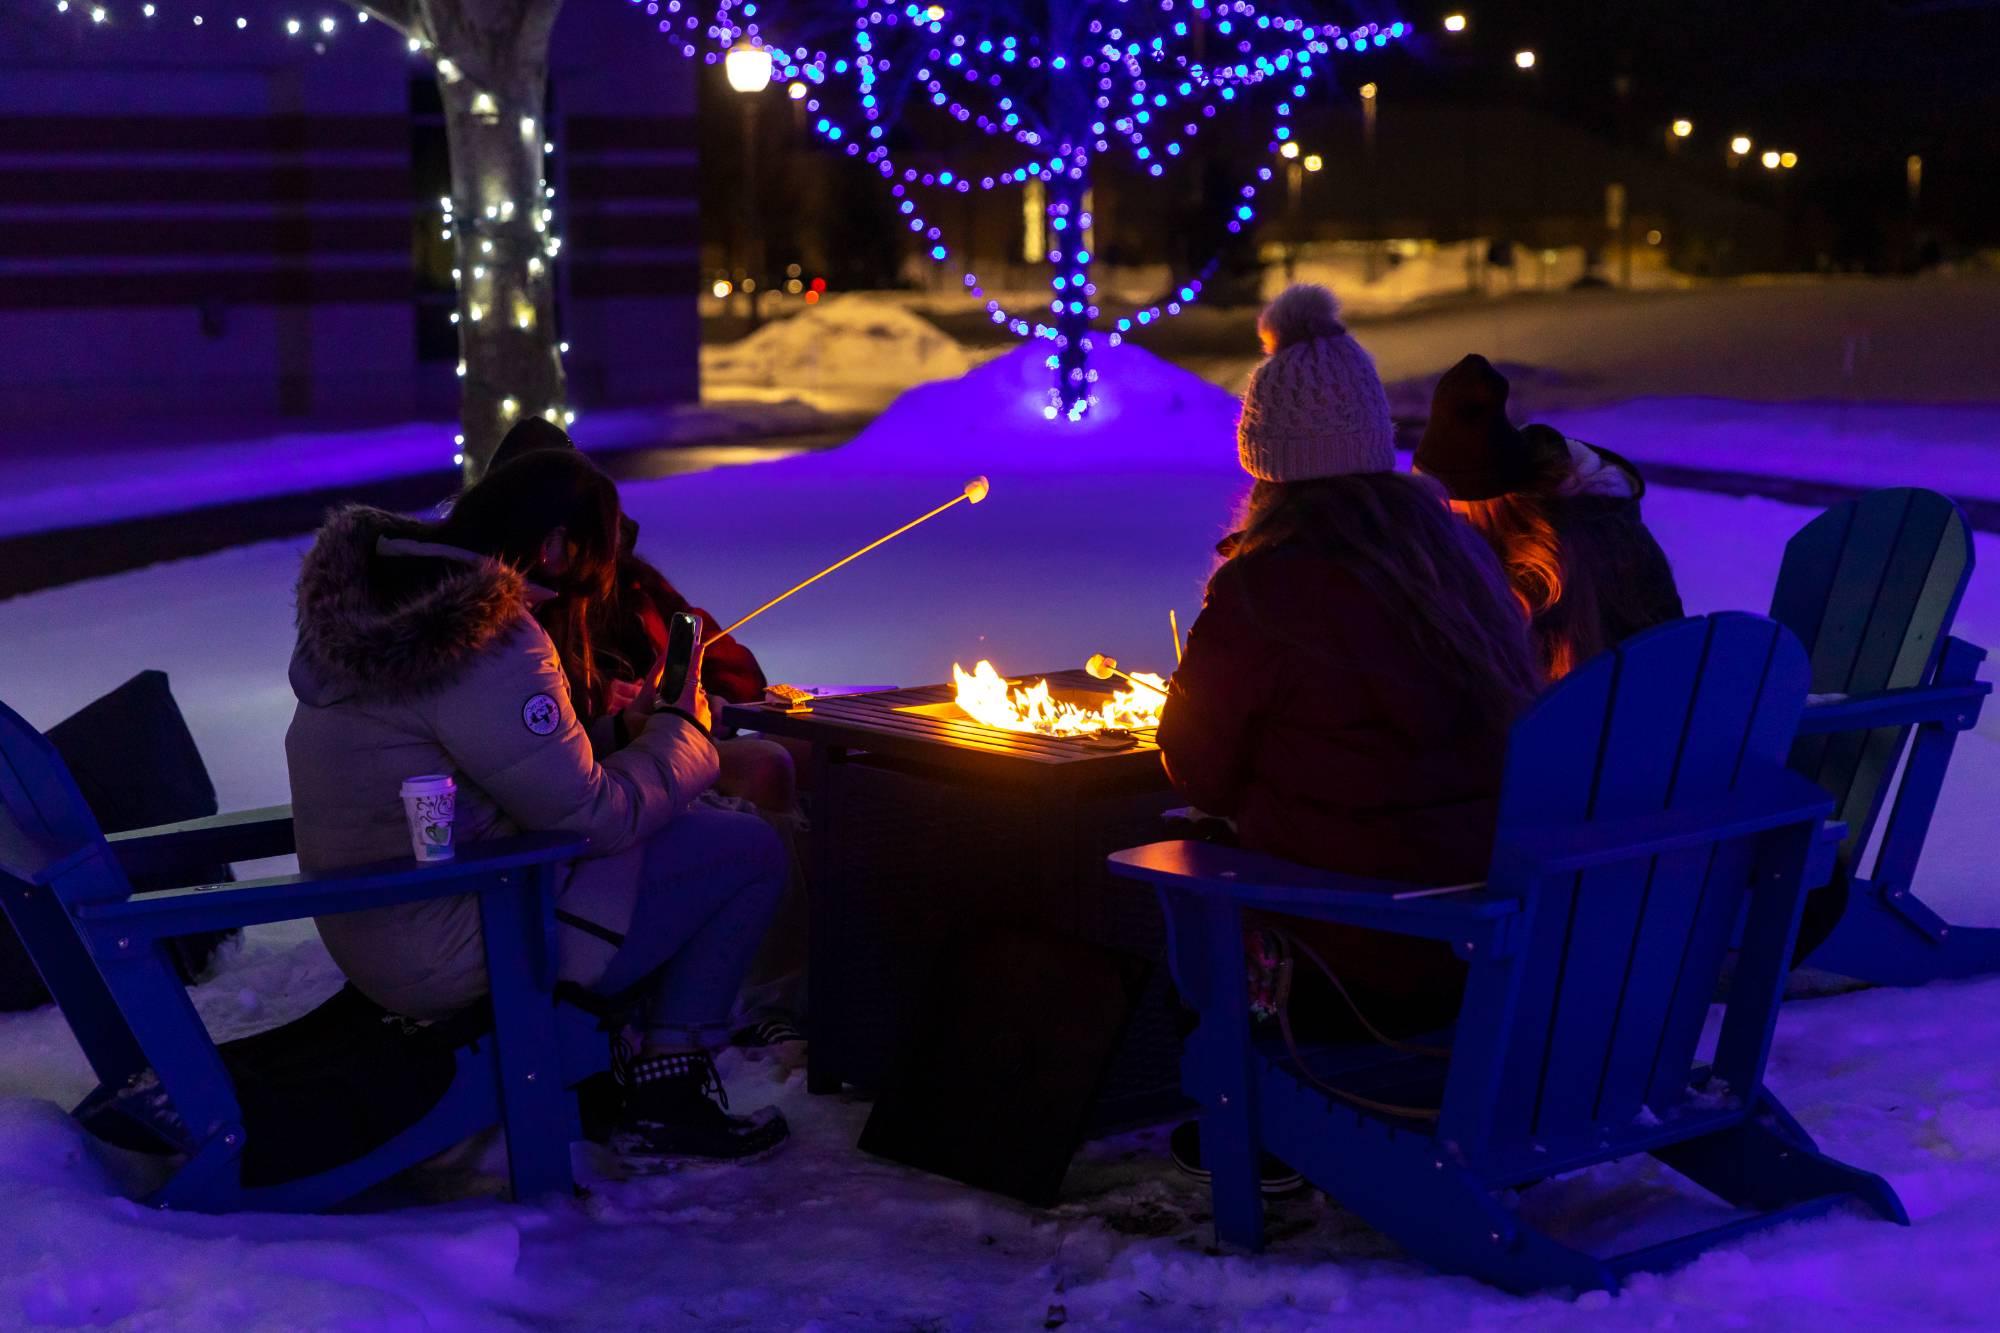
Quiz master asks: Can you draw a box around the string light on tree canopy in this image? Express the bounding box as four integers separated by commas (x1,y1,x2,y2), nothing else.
639,0,1408,419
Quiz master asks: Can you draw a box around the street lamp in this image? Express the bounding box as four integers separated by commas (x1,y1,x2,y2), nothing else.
1760,149,1781,170
1443,12,1466,32
725,41,773,94
1729,134,1753,156
725,43,773,328
1514,49,1536,70
1780,152,1798,170
1671,119,1693,138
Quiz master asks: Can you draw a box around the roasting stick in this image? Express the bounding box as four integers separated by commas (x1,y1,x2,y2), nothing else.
1169,609,1183,666
1085,653,1170,697
706,476,991,645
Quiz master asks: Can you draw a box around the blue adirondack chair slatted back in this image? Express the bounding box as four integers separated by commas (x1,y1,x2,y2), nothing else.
0,700,161,1091
1485,614,1810,1149
1769,488,1972,853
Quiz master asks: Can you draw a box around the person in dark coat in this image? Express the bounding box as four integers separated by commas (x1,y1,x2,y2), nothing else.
1157,286,1543,1189
1415,355,1685,680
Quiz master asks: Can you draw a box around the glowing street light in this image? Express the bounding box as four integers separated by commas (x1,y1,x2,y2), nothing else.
1443,13,1467,33
1780,151,1798,169
724,42,774,94
1514,49,1536,70
1359,81,1378,100
1730,134,1753,156
1671,119,1693,138
1761,149,1781,169
1303,154,1323,173
725,42,775,328
1280,140,1300,159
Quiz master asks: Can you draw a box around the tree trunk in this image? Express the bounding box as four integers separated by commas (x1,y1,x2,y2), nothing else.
351,0,566,480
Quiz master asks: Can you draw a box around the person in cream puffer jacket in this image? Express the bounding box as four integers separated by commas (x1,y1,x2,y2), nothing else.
285,449,790,1161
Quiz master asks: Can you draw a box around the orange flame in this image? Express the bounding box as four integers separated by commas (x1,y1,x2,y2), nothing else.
951,660,1166,737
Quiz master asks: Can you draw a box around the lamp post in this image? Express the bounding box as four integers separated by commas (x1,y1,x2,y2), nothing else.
1280,140,1302,280
725,42,774,330
1360,80,1380,280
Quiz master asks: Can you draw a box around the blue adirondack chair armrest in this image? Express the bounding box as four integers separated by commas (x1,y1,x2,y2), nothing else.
69,831,588,944
1796,679,1990,737
107,804,298,880
1107,840,1520,946
1493,770,1835,879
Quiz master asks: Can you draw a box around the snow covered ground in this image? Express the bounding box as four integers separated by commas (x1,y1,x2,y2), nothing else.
0,398,836,541
1541,399,2000,502
0,346,1997,1328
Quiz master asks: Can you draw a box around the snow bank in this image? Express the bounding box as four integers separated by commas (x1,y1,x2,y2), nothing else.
0,367,1997,1327
1265,240,1691,316
701,297,994,404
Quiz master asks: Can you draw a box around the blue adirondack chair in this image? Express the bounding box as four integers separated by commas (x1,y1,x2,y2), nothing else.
1774,487,1995,984
0,697,610,1212
1109,613,1907,1293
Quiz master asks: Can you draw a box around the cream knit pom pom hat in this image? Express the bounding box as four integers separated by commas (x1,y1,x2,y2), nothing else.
1236,284,1395,482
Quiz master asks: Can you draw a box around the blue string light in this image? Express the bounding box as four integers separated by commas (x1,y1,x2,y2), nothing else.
636,0,1407,417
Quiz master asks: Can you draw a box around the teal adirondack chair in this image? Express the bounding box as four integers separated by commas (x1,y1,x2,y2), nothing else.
0,697,609,1211
1775,487,1995,983
1110,613,1906,1293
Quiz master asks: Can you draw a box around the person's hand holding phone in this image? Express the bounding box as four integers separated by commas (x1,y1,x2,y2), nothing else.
673,639,711,734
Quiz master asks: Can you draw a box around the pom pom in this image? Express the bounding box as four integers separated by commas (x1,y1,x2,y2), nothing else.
1257,283,1345,353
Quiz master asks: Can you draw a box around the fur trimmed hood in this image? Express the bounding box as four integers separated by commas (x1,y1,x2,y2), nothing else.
290,505,536,705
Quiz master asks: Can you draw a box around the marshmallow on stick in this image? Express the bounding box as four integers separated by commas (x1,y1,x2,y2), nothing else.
1085,653,1169,696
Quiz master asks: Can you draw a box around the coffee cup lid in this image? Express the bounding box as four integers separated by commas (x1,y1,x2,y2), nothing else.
400,774,456,796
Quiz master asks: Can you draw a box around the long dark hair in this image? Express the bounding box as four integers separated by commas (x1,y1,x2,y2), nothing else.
433,449,624,707
1230,472,1542,727
1452,442,1646,680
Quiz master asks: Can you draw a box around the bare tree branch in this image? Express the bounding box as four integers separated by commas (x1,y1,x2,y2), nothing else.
344,0,419,40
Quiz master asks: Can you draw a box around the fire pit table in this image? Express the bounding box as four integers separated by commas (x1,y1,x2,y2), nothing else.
722,670,1187,1129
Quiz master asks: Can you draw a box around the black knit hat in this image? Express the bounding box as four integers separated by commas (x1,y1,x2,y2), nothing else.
1413,354,1539,502
490,417,575,473
483,416,640,550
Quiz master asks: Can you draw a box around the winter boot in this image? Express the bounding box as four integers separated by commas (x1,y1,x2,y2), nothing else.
1168,1120,1304,1196
731,1015,805,1050
610,1048,789,1165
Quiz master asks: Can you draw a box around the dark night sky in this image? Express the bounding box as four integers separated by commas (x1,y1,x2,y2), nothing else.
1379,1,2000,241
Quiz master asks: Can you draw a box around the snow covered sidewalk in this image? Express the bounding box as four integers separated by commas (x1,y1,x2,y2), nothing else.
0,397,838,542
0,346,1996,1328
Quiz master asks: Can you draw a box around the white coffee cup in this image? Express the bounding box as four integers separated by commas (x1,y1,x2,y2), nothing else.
399,774,457,863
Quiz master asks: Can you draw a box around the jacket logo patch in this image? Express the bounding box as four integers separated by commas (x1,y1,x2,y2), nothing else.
522,693,561,735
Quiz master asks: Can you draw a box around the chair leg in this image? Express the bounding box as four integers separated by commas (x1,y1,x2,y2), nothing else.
1188,898,1264,1251
1806,877,2000,986
1201,1059,1265,1252
1652,1095,1907,1224
1805,701,2000,986
479,872,577,1202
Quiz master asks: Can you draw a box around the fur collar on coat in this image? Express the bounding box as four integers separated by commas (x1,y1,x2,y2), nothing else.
291,505,534,705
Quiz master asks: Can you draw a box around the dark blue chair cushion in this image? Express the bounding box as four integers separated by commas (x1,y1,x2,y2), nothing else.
0,671,235,1011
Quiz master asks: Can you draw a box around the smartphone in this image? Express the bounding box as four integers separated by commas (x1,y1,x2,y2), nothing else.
656,611,702,708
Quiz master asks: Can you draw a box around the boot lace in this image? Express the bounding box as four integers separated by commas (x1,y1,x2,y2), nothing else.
612,1033,729,1110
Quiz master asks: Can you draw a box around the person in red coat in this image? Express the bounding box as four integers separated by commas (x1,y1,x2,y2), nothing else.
1415,354,1684,680
1157,285,1542,1189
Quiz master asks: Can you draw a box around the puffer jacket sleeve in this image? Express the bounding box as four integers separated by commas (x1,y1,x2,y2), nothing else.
1157,559,1282,816
428,620,720,859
